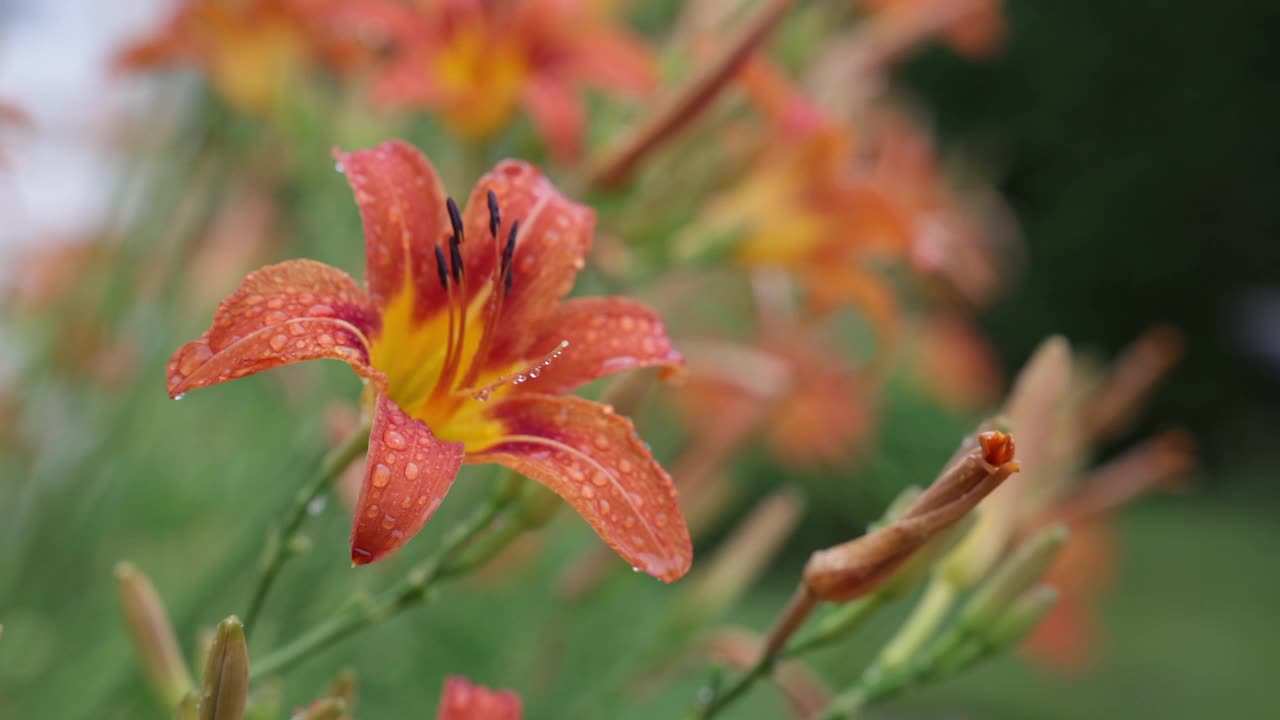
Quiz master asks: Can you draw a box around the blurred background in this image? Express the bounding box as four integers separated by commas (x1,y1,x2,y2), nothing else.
1,0,1277,718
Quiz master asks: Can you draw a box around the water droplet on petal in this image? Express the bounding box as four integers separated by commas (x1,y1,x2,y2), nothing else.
632,566,641,573
473,388,492,402
593,433,610,449
372,464,392,487
269,334,288,351
383,430,407,450
529,366,541,379
172,393,185,401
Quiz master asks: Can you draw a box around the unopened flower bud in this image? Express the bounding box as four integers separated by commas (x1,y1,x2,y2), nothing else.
325,668,357,710
115,562,193,706
943,338,1072,589
984,585,1060,650
290,698,348,720
804,431,1019,603
959,523,1068,630
515,482,562,529
199,616,250,720
175,691,200,720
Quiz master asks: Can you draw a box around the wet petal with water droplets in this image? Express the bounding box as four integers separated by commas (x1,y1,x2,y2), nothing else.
507,297,685,396
436,676,522,720
165,260,381,397
350,394,464,565
335,141,453,314
469,394,692,582
458,159,595,356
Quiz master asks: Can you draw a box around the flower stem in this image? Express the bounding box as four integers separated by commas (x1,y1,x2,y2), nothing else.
690,584,819,720
243,426,369,632
583,0,794,189
249,476,523,681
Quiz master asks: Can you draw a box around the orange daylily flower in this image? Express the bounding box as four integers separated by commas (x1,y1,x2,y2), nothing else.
436,676,521,720
907,312,1003,414
167,140,692,581
684,64,912,347
678,333,873,470
860,0,1006,60
360,0,655,162
117,0,361,113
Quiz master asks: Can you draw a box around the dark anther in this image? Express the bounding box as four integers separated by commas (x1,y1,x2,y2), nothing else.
449,235,465,283
502,220,519,296
487,189,500,238
446,197,464,244
433,245,449,290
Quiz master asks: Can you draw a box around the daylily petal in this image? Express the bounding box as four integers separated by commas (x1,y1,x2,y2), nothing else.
335,141,452,313
436,676,522,720
166,259,379,397
350,393,465,565
470,395,692,582
370,55,441,109
569,30,657,95
522,76,586,164
458,160,594,358
507,297,684,396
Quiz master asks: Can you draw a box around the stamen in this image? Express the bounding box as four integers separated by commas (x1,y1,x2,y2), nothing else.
448,234,464,283
433,245,449,290
487,189,500,238
501,220,519,296
462,340,570,402
446,196,464,244
461,215,520,391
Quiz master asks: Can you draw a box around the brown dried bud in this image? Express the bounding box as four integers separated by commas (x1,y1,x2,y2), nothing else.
803,431,1019,603
198,616,249,720
115,562,194,706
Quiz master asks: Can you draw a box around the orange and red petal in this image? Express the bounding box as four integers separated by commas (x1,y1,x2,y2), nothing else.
350,393,465,565
506,297,684,396
470,394,692,582
370,55,442,110
166,259,380,397
457,160,595,356
522,77,586,165
335,141,453,314
569,30,657,96
436,676,522,720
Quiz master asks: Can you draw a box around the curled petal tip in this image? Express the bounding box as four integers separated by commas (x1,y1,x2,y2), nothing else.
978,430,1016,466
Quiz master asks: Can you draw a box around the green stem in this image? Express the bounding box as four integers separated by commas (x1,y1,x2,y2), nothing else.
785,595,882,657
691,584,843,720
248,477,523,681
243,426,369,632
691,591,890,719
872,577,956,674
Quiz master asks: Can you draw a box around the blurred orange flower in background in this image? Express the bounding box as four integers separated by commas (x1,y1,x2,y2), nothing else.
436,675,521,720
361,0,656,162
117,0,363,113
679,332,874,471
861,0,1006,60
166,140,692,581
